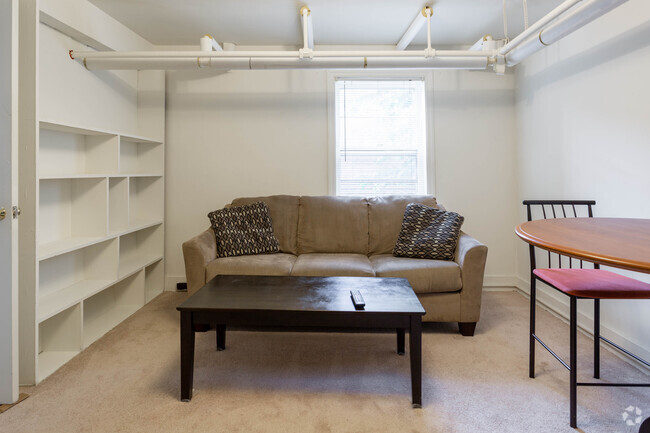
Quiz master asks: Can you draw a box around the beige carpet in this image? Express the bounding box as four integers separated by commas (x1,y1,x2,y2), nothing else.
1,290,648,433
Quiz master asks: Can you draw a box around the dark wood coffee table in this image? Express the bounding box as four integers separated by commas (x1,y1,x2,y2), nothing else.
176,275,426,407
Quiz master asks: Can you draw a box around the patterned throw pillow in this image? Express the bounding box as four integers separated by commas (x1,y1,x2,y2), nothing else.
393,203,464,260
208,202,280,258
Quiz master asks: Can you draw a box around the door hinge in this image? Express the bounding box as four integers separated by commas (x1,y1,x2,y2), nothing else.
12,206,20,219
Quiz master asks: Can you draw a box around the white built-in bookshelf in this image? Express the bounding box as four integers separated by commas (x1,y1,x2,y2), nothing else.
35,120,164,382
19,3,166,386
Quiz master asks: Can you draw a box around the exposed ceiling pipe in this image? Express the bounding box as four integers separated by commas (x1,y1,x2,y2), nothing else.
396,7,433,50
300,6,314,51
69,4,492,72
79,55,488,71
71,49,490,59
367,56,487,69
424,7,433,57
67,1,629,73
470,35,500,51
500,0,583,55
199,34,223,52
470,35,488,51
505,0,631,66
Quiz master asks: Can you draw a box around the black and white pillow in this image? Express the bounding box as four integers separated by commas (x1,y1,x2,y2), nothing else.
208,202,280,258
393,203,464,260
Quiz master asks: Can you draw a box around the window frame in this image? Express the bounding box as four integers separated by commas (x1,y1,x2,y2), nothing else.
326,70,435,197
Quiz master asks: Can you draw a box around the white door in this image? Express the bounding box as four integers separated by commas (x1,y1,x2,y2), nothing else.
0,0,19,404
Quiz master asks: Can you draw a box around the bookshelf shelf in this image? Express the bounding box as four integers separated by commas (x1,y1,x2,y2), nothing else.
29,119,165,383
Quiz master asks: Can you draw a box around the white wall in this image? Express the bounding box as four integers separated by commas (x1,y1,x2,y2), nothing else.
515,0,650,359
164,67,518,288
39,24,139,133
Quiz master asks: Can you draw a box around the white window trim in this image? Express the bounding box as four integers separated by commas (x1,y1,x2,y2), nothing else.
326,70,435,196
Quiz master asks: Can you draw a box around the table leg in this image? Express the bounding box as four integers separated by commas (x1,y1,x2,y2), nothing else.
409,315,422,408
216,324,226,351
180,311,195,402
570,297,577,428
396,328,405,355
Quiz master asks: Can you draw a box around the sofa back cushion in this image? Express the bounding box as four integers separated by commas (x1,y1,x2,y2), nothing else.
368,195,438,255
297,196,369,254
231,195,299,254
228,194,438,256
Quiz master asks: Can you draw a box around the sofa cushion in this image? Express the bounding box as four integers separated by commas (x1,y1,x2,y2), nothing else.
231,195,300,255
208,202,280,258
368,195,438,255
393,203,464,260
297,196,369,254
369,254,462,294
206,253,297,282
291,253,375,277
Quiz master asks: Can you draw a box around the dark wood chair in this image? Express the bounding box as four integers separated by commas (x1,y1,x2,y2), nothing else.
523,200,650,428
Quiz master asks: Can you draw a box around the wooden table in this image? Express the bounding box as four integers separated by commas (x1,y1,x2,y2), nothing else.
515,217,650,273
176,275,426,407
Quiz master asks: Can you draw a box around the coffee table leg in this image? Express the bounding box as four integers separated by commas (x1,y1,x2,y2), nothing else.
396,328,405,355
180,311,195,402
216,324,226,351
409,315,422,408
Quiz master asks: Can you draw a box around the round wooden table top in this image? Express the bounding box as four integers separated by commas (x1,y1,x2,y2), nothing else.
515,218,650,273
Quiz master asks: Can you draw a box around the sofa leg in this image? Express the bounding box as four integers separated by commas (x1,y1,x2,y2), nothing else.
458,322,477,337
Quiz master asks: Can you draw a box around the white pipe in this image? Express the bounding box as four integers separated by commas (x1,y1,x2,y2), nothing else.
199,35,212,52
80,55,488,71
71,49,491,60
366,56,487,70
300,6,314,50
396,7,432,50
251,57,364,69
469,37,484,51
500,0,583,55
470,35,494,51
506,0,630,66
211,39,223,52
426,8,432,53
81,57,251,70
74,50,299,58
541,0,627,43
199,35,224,52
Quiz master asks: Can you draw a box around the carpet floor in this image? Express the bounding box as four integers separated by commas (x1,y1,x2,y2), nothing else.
1,290,648,433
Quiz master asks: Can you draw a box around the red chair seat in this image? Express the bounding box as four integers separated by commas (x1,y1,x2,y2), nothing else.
534,268,650,299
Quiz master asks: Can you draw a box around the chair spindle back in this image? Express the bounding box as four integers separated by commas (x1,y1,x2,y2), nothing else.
523,200,597,271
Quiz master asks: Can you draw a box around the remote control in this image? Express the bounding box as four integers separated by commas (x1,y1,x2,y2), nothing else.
350,290,365,310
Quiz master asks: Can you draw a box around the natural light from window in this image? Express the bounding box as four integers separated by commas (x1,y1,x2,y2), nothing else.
334,79,427,196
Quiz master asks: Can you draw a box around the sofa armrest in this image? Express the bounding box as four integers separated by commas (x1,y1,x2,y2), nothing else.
455,231,488,322
182,228,217,295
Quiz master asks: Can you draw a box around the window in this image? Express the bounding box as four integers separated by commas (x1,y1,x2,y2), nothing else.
331,78,429,196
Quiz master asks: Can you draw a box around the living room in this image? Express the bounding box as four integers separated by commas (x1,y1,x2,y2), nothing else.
1,0,649,431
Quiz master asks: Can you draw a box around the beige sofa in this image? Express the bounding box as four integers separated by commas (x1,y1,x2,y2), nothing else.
183,195,488,335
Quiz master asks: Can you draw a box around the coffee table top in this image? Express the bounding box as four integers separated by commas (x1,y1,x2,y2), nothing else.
177,275,425,315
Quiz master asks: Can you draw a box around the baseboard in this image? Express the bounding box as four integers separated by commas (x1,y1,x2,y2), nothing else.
482,275,518,291
513,276,650,374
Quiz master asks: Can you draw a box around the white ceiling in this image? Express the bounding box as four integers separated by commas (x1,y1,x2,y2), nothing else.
89,0,563,48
